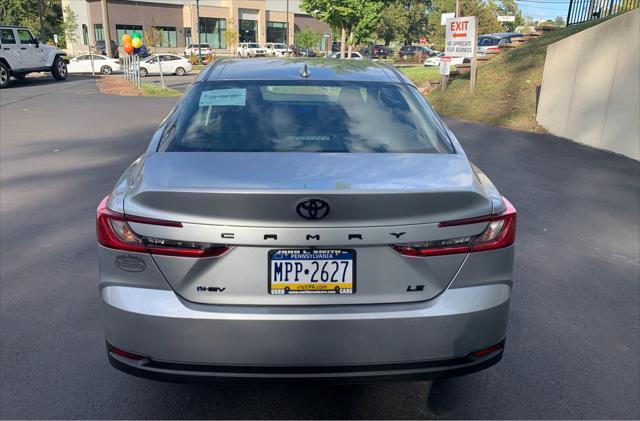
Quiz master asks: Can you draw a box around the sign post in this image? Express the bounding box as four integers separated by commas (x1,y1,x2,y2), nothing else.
445,16,477,95
439,56,451,91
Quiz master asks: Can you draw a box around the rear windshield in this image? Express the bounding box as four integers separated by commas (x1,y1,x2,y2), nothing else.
160,81,453,153
478,37,500,46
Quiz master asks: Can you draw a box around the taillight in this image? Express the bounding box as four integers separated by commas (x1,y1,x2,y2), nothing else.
392,197,516,257
96,196,230,258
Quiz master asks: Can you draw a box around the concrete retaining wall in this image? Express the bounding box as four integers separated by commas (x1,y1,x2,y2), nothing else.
536,9,639,160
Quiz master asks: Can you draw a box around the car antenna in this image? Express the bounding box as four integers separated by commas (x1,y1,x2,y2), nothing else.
300,62,311,78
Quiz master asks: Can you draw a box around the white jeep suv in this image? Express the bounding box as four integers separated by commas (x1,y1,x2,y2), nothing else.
0,25,68,88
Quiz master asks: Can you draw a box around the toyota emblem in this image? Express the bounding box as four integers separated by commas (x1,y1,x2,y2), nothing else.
296,199,330,220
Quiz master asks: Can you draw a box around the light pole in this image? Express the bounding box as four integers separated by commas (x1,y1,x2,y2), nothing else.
286,0,289,45
196,0,202,65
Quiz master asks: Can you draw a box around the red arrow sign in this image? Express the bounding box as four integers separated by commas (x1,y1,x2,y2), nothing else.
452,32,468,38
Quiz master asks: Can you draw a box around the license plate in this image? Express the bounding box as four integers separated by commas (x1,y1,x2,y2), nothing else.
268,249,355,295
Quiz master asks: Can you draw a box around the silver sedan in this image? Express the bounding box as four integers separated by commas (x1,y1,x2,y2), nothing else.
97,58,516,382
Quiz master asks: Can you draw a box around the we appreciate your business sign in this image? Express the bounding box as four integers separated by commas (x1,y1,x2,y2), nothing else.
444,16,477,58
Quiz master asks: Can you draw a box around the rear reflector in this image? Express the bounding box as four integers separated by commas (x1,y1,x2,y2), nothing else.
96,195,230,258
110,347,146,360
471,342,504,357
392,197,516,257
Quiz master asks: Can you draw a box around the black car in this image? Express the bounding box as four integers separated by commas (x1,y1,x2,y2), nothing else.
288,45,317,57
399,45,437,59
360,44,393,59
95,40,119,58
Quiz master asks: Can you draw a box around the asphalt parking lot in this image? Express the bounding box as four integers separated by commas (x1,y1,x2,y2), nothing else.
1,75,638,419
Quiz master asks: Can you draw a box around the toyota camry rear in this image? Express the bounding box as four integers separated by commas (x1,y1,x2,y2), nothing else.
97,59,516,382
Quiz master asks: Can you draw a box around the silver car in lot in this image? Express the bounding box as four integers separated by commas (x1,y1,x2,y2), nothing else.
97,58,516,382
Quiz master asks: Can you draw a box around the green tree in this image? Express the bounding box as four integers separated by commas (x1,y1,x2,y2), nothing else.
376,1,405,45
349,0,384,46
301,0,382,57
554,16,566,27
144,27,164,52
399,0,430,45
225,18,239,52
0,0,63,43
295,26,322,49
60,4,78,47
301,0,355,57
496,0,524,31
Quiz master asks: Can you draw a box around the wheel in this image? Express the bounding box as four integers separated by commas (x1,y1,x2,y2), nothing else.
175,67,185,76
51,56,67,80
13,73,27,80
100,65,112,75
139,67,148,77
0,62,9,88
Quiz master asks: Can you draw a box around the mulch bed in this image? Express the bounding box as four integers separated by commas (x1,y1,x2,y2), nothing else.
95,75,141,96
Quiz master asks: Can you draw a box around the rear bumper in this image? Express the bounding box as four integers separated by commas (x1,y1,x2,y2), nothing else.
107,340,505,383
102,283,510,381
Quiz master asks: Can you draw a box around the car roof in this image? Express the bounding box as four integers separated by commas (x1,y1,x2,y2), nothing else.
0,25,31,29
203,58,409,84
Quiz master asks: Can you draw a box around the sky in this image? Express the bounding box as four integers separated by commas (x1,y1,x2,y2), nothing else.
515,0,571,21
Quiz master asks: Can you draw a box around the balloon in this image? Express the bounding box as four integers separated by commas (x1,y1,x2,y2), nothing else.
131,32,142,40
124,43,133,54
133,47,141,54
121,34,131,44
131,37,142,48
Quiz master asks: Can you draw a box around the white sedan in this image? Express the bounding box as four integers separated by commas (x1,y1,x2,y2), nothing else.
67,54,121,74
424,53,444,67
140,54,193,77
327,51,364,60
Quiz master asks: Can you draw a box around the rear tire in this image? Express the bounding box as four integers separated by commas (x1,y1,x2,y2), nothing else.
140,67,148,77
0,62,9,88
100,65,112,75
175,67,185,76
51,56,67,80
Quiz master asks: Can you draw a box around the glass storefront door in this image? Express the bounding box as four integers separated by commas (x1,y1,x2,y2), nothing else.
239,19,257,42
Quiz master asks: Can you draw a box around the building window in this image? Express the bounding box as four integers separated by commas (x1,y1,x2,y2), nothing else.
199,18,226,49
115,24,143,45
94,24,103,41
154,26,177,47
82,24,89,45
184,27,191,47
267,21,287,43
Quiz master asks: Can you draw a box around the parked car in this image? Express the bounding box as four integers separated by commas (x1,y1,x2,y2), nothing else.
424,52,445,67
477,33,524,57
95,40,119,58
0,25,67,88
327,51,364,60
97,58,517,383
184,43,212,56
134,45,151,59
399,45,437,59
289,45,316,57
264,42,290,57
360,45,393,59
139,54,192,77
67,54,121,74
237,42,267,58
